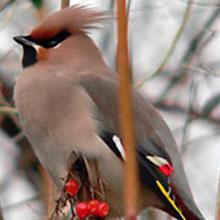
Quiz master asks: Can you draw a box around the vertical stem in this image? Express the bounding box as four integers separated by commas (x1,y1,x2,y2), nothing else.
61,0,70,9
0,203,4,220
116,1,138,219
216,174,220,220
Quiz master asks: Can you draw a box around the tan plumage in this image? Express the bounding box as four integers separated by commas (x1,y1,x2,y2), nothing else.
14,5,204,220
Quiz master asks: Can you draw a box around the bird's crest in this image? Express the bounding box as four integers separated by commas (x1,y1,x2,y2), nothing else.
31,5,110,40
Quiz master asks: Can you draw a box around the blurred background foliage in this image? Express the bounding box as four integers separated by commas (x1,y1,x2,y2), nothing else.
31,0,43,9
0,0,220,219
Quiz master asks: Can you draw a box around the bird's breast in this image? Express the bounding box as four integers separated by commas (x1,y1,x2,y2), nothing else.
15,70,105,156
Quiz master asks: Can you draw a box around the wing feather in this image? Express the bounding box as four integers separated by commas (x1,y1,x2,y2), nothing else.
79,73,204,220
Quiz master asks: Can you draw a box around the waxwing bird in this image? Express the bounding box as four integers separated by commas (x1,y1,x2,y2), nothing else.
13,5,205,220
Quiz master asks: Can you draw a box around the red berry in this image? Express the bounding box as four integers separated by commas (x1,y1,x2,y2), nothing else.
96,202,110,218
75,202,91,219
65,179,79,197
87,200,100,214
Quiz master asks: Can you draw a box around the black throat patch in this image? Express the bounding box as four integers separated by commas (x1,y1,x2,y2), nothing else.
22,45,37,68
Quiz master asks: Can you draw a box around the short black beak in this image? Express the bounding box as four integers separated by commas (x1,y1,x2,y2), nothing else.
13,35,35,47
13,35,38,68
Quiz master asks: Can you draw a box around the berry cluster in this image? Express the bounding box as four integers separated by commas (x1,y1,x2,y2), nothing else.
76,200,109,218
65,179,109,219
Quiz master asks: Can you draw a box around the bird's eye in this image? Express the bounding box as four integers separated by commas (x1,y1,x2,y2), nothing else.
14,30,70,49
50,40,56,45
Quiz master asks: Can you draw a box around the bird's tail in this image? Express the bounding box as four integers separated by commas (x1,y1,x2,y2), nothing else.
171,187,205,220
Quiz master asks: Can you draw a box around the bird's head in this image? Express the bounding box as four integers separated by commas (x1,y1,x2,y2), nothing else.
14,5,107,68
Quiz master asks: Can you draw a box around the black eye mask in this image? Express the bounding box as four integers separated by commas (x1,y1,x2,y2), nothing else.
13,30,70,68
14,30,70,48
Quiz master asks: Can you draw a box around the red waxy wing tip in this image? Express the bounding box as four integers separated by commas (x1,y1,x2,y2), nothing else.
159,163,174,176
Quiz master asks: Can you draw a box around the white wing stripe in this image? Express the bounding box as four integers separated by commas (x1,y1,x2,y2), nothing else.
146,155,169,167
112,135,126,160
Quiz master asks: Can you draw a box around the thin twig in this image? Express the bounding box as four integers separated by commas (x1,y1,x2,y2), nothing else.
61,0,70,9
154,100,220,126
2,196,39,211
135,0,193,88
0,106,17,115
177,0,220,7
216,174,220,220
180,76,198,155
116,1,138,219
158,6,220,100
183,131,220,152
0,203,4,220
0,0,16,30
154,0,193,75
0,0,14,12
182,7,220,65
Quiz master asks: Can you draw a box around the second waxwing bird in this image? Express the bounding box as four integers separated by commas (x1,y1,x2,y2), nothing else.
13,5,205,220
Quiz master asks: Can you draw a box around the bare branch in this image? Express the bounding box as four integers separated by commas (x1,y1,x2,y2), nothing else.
216,175,220,220
202,93,220,117
0,106,17,115
61,0,70,9
155,99,220,126
0,0,14,12
135,0,193,87
177,0,220,7
0,203,4,220
157,6,220,101
180,77,198,155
